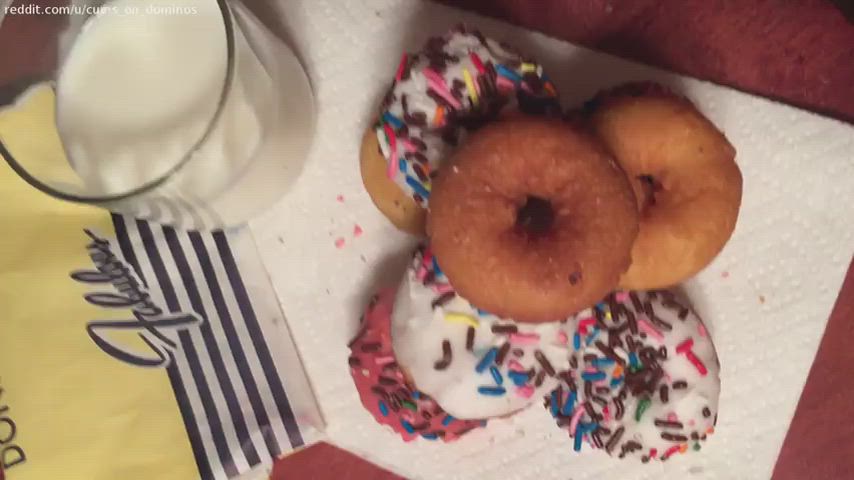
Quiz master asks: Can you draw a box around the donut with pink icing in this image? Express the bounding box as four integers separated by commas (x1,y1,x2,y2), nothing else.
348,289,484,441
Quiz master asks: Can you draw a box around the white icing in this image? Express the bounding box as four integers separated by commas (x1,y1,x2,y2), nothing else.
562,291,721,459
391,249,575,419
375,29,556,205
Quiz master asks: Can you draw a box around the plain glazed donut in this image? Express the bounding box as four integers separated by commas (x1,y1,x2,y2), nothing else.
361,26,560,234
428,118,639,323
584,82,742,290
546,289,720,462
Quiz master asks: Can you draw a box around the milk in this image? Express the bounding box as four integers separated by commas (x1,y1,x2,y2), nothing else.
55,0,314,227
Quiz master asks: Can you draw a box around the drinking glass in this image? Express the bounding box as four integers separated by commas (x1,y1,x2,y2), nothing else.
0,0,315,229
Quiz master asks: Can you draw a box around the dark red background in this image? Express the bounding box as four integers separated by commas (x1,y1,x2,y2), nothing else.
275,1,854,479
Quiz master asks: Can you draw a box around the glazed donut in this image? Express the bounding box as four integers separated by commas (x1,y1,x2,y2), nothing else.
547,289,720,462
391,246,578,419
361,26,560,234
428,118,639,322
348,289,485,441
584,82,742,290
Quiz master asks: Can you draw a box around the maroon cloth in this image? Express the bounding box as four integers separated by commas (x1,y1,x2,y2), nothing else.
437,0,854,124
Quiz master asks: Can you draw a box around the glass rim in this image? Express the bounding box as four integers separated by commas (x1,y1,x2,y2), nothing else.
0,0,236,204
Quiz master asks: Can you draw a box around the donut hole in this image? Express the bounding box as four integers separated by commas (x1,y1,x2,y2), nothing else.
636,174,665,212
515,195,555,238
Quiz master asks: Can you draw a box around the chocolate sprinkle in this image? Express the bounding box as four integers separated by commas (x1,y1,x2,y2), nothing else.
371,386,388,398
673,380,688,389
465,327,475,351
348,356,361,367
650,314,673,331
535,350,556,376
382,362,398,373
595,340,627,366
512,348,524,357
660,385,669,403
654,419,684,429
629,292,644,312
661,432,689,442
624,440,643,453
702,407,712,418
643,301,655,318
591,431,604,449
431,292,455,309
569,356,578,369
426,89,456,110
534,369,547,387
409,137,427,151
378,376,397,386
605,426,625,453
626,309,639,334
495,342,511,366
614,397,625,420
434,340,452,370
491,323,518,334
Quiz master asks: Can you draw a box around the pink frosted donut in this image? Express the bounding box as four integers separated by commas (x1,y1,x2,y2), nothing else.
348,289,485,441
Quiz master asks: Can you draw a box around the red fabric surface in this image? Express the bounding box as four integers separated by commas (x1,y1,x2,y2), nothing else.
437,0,854,124
271,442,403,480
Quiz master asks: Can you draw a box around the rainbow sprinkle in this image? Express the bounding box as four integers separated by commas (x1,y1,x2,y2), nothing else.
394,53,407,82
515,385,534,398
462,68,479,106
509,332,541,345
475,347,498,373
478,386,506,396
489,366,504,385
638,318,664,341
444,312,479,328
635,397,651,421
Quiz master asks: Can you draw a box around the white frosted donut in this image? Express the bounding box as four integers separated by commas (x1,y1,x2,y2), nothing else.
547,289,720,462
375,26,560,206
391,246,576,419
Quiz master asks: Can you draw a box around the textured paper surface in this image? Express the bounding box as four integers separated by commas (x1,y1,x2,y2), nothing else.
250,0,854,478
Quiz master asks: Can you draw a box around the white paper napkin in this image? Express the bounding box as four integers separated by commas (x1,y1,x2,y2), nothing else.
249,0,854,478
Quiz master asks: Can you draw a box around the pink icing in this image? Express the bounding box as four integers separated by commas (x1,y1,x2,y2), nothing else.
348,289,484,442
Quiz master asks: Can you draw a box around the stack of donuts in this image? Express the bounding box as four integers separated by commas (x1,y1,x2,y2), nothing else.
349,26,741,463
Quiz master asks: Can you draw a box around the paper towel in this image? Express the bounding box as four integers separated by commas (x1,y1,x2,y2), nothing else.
248,0,854,478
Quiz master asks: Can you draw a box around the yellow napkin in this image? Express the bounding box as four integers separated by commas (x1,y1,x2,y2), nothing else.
0,86,197,480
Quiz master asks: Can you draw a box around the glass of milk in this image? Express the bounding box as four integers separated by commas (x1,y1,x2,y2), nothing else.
0,0,315,229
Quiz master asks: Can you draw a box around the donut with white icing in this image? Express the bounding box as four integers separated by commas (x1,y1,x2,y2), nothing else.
360,26,560,234
391,246,577,419
546,289,720,462
348,288,485,441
